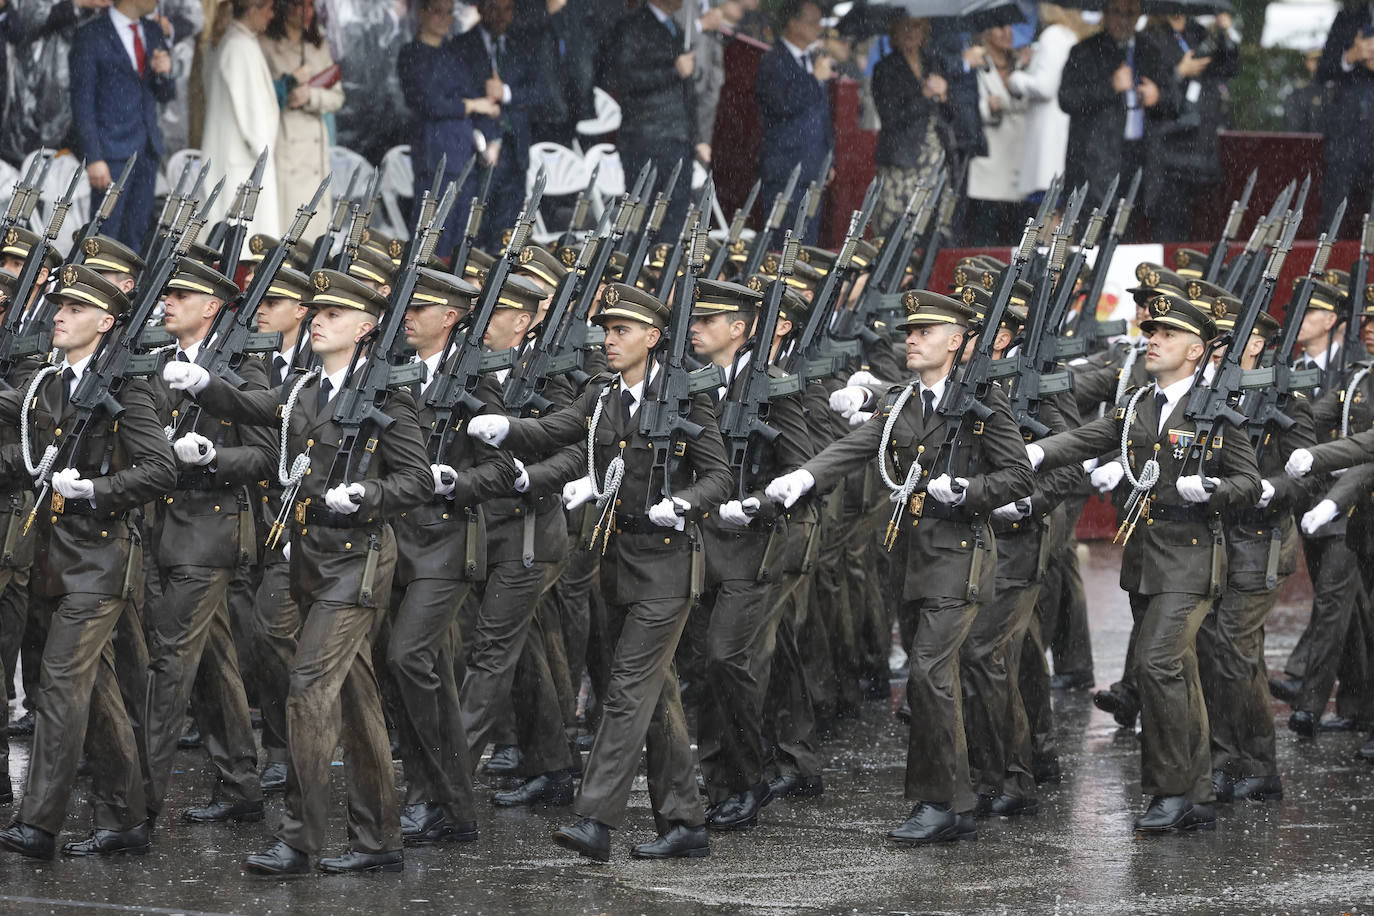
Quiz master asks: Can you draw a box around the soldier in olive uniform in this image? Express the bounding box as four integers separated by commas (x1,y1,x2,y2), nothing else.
0,266,177,859
1029,293,1262,832
164,270,433,875
768,292,1036,845
467,282,733,862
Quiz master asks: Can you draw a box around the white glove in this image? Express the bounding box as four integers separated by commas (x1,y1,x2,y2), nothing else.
927,474,967,506
512,457,530,493
849,410,872,427
282,541,291,562
1089,461,1125,494
846,370,884,390
562,476,595,510
162,361,210,394
325,482,365,514
431,464,456,497
1175,475,1217,504
828,386,868,418
717,497,759,527
52,467,94,501
173,432,216,467
649,496,689,529
467,414,511,446
992,500,1027,522
1256,479,1275,509
1082,457,1100,473
1301,498,1340,535
766,468,815,508
1025,442,1044,470
1285,447,1313,478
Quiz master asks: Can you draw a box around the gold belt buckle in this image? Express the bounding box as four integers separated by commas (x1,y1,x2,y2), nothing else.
908,492,925,518
51,491,65,514
294,501,307,525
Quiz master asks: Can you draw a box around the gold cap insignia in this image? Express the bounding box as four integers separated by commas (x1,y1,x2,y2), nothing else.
902,291,919,310
1365,284,1373,305
60,265,78,287
4,228,15,247
730,238,745,254
249,235,266,255
798,249,811,263
1176,250,1191,267
962,286,977,306
764,254,779,274
501,228,514,247
747,275,765,292
1144,269,1159,288
980,270,996,291
1154,296,1170,315
312,272,330,292
1187,281,1202,300
519,246,535,265
559,246,577,266
1212,300,1228,319
388,239,403,259
360,228,373,246
1325,269,1342,286
603,286,619,306
1135,262,1150,281
953,267,969,287
83,238,100,257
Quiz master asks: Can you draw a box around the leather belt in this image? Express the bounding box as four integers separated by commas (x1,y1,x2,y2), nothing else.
612,513,664,535
1144,501,1215,523
1229,505,1285,527
295,501,376,529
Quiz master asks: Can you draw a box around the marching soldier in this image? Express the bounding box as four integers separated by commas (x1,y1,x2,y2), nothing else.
467,282,733,861
766,292,1035,844
163,269,433,875
0,265,177,858
1027,293,1261,832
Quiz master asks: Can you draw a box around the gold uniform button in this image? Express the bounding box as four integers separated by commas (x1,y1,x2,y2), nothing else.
305,468,311,475
1011,522,1019,530
1146,518,1154,526
54,428,62,436
960,540,968,548
614,499,622,507
261,496,269,503
165,496,174,504
50,515,57,523
618,440,627,448
344,542,352,549
101,530,108,538
1191,538,1198,545
307,438,315,447
442,513,449,520
664,538,671,545
213,505,220,513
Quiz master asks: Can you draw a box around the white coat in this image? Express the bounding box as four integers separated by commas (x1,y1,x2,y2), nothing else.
969,62,1028,203
201,20,280,239
1007,24,1077,199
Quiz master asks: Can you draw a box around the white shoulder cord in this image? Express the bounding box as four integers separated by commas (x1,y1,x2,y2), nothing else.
1342,368,1370,438
586,391,625,553
877,383,921,551
1115,382,1159,544
20,365,60,483
266,367,321,549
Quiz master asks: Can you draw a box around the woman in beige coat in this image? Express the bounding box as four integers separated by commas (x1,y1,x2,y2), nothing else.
260,0,343,241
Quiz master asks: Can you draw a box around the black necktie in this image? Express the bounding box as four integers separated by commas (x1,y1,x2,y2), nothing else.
60,367,74,412
272,355,287,387
316,378,333,417
1154,390,1168,419
176,351,189,363
664,16,677,37
620,389,635,430
921,388,935,425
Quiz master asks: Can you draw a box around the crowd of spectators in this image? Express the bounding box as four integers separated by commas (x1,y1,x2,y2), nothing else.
0,0,1366,254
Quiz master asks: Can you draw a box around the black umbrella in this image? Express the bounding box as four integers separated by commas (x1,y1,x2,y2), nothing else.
960,0,1027,31
843,0,1025,34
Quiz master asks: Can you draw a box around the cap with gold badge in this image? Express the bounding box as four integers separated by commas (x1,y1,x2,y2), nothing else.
690,277,763,318
514,245,568,289
896,290,976,330
79,235,145,277
1172,247,1211,279
411,267,480,312
348,243,397,288
1139,291,1219,340
760,253,822,295
165,259,240,302
360,230,404,266
264,265,312,303
245,233,310,270
1127,263,1189,300
51,263,132,317
306,269,388,317
1206,287,1277,339
462,248,496,283
494,274,546,312
2,226,62,272
592,282,670,329
959,282,1030,331
1302,277,1345,315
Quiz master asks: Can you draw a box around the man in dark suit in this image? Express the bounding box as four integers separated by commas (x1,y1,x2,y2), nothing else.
0,266,177,860
453,0,547,251
1317,1,1374,232
755,0,833,244
601,0,698,240
1058,0,1173,224
69,0,175,251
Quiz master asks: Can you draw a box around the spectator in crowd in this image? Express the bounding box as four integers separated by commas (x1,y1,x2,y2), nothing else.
733,0,771,44
1009,4,1092,207
516,0,595,145
1141,11,1237,242
201,0,280,237
869,15,949,236
601,0,698,237
452,0,545,251
68,0,175,250
691,0,743,166
398,0,499,257
1285,47,1330,134
967,24,1029,246
1317,0,1374,233
756,0,833,244
1058,0,1172,224
260,0,344,241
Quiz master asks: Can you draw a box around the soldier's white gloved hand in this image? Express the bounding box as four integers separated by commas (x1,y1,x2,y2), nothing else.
562,476,595,510
1285,447,1313,478
1255,479,1275,509
163,361,210,394
173,432,216,467
431,464,456,497
467,414,511,446
828,386,868,418
325,482,365,513
846,370,884,390
1025,442,1044,469
849,410,872,427
649,496,689,529
1301,499,1340,535
52,467,94,501
766,469,814,508
1089,461,1125,493
717,498,758,527
992,500,1027,522
1176,475,1217,503
512,457,530,493
1082,457,1100,473
927,474,967,506
282,541,291,562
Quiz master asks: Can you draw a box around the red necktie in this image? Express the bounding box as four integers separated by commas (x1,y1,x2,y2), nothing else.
131,22,146,77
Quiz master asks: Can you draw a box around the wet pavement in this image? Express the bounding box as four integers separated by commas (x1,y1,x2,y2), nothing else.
3,543,1374,915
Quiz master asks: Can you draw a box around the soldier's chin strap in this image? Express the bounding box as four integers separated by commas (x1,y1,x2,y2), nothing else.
877,382,921,551
586,389,624,555
1115,382,1160,545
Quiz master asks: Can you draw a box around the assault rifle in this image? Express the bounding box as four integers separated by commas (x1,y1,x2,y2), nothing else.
705,179,759,281
72,154,138,264
621,158,680,290
1070,168,1139,356
211,147,269,280
741,162,800,278
1339,207,1374,376
1205,168,1256,284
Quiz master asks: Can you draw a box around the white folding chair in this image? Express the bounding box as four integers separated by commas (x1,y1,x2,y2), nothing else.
329,146,375,201
31,153,90,257
525,142,589,243
375,144,414,240
581,143,624,222
573,87,622,152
